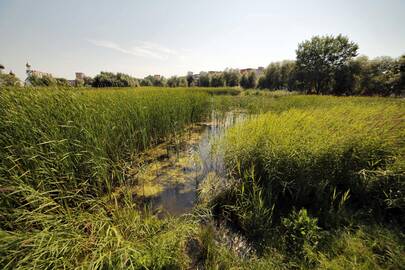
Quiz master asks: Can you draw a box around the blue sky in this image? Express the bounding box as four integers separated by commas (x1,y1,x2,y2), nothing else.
1,0,404,80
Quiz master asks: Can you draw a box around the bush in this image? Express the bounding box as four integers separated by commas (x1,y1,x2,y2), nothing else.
281,209,320,257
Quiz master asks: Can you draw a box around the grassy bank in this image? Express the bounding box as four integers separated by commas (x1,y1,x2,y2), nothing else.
209,96,405,268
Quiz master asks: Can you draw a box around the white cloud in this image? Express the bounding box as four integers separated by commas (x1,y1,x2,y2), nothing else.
87,39,178,60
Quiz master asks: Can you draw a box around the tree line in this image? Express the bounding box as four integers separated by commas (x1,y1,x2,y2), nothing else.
3,34,404,96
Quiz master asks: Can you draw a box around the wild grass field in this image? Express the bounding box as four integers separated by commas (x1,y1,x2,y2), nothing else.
0,87,404,269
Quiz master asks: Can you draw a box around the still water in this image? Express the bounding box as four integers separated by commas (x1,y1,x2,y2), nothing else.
134,111,245,216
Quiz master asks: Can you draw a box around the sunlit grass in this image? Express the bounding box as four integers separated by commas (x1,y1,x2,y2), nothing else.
1,87,403,269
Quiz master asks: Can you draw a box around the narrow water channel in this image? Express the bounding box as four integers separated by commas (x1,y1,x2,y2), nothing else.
132,111,246,216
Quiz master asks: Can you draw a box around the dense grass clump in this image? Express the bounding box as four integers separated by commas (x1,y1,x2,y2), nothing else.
223,101,404,226
0,87,210,207
0,198,197,269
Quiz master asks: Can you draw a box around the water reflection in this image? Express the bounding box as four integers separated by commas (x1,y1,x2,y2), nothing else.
137,111,246,216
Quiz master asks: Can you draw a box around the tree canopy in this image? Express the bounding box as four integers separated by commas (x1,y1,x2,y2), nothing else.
296,34,359,94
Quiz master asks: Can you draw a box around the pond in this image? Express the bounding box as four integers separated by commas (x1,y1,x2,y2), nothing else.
130,111,246,216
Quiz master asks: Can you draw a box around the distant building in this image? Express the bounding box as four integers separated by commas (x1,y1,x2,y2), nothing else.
240,68,254,74
240,66,265,76
153,74,161,80
207,70,221,75
25,62,52,79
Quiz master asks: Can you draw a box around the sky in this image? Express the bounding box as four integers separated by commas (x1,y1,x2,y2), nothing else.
0,0,404,80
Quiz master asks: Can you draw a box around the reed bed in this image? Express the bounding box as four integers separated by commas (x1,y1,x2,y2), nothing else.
1,88,404,269
0,87,210,205
211,98,405,267
223,100,404,221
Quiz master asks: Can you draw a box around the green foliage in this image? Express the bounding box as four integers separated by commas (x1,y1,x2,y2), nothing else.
167,75,178,87
221,168,274,241
55,77,71,87
258,61,299,91
352,56,403,96
241,71,257,89
223,98,405,224
296,34,359,94
26,74,58,86
142,75,167,87
313,226,405,270
210,73,226,87
92,72,139,87
167,76,188,87
281,209,320,257
223,68,241,87
199,73,210,87
0,87,210,208
186,73,194,87
0,196,197,269
1,89,403,269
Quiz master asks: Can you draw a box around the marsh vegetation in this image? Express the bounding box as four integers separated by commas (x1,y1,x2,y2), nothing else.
0,87,404,269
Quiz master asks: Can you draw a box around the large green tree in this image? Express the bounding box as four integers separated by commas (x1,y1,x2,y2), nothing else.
223,69,241,87
198,73,210,87
296,34,358,94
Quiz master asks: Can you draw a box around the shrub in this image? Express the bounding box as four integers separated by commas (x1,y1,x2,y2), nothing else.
281,209,320,257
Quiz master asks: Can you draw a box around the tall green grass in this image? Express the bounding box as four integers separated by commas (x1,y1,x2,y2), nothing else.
203,97,405,269
0,87,210,207
223,100,404,225
1,88,404,269
0,87,212,269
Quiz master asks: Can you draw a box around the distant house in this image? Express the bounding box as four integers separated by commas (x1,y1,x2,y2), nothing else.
240,66,265,76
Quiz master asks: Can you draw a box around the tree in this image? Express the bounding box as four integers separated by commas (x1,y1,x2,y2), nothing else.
296,34,358,94
199,73,210,87
167,76,178,87
247,71,257,89
92,72,139,87
210,73,225,87
140,78,153,86
257,75,266,89
56,78,70,87
186,73,194,87
26,74,57,86
398,55,405,95
178,77,188,87
351,56,402,96
224,69,241,87
240,73,249,89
